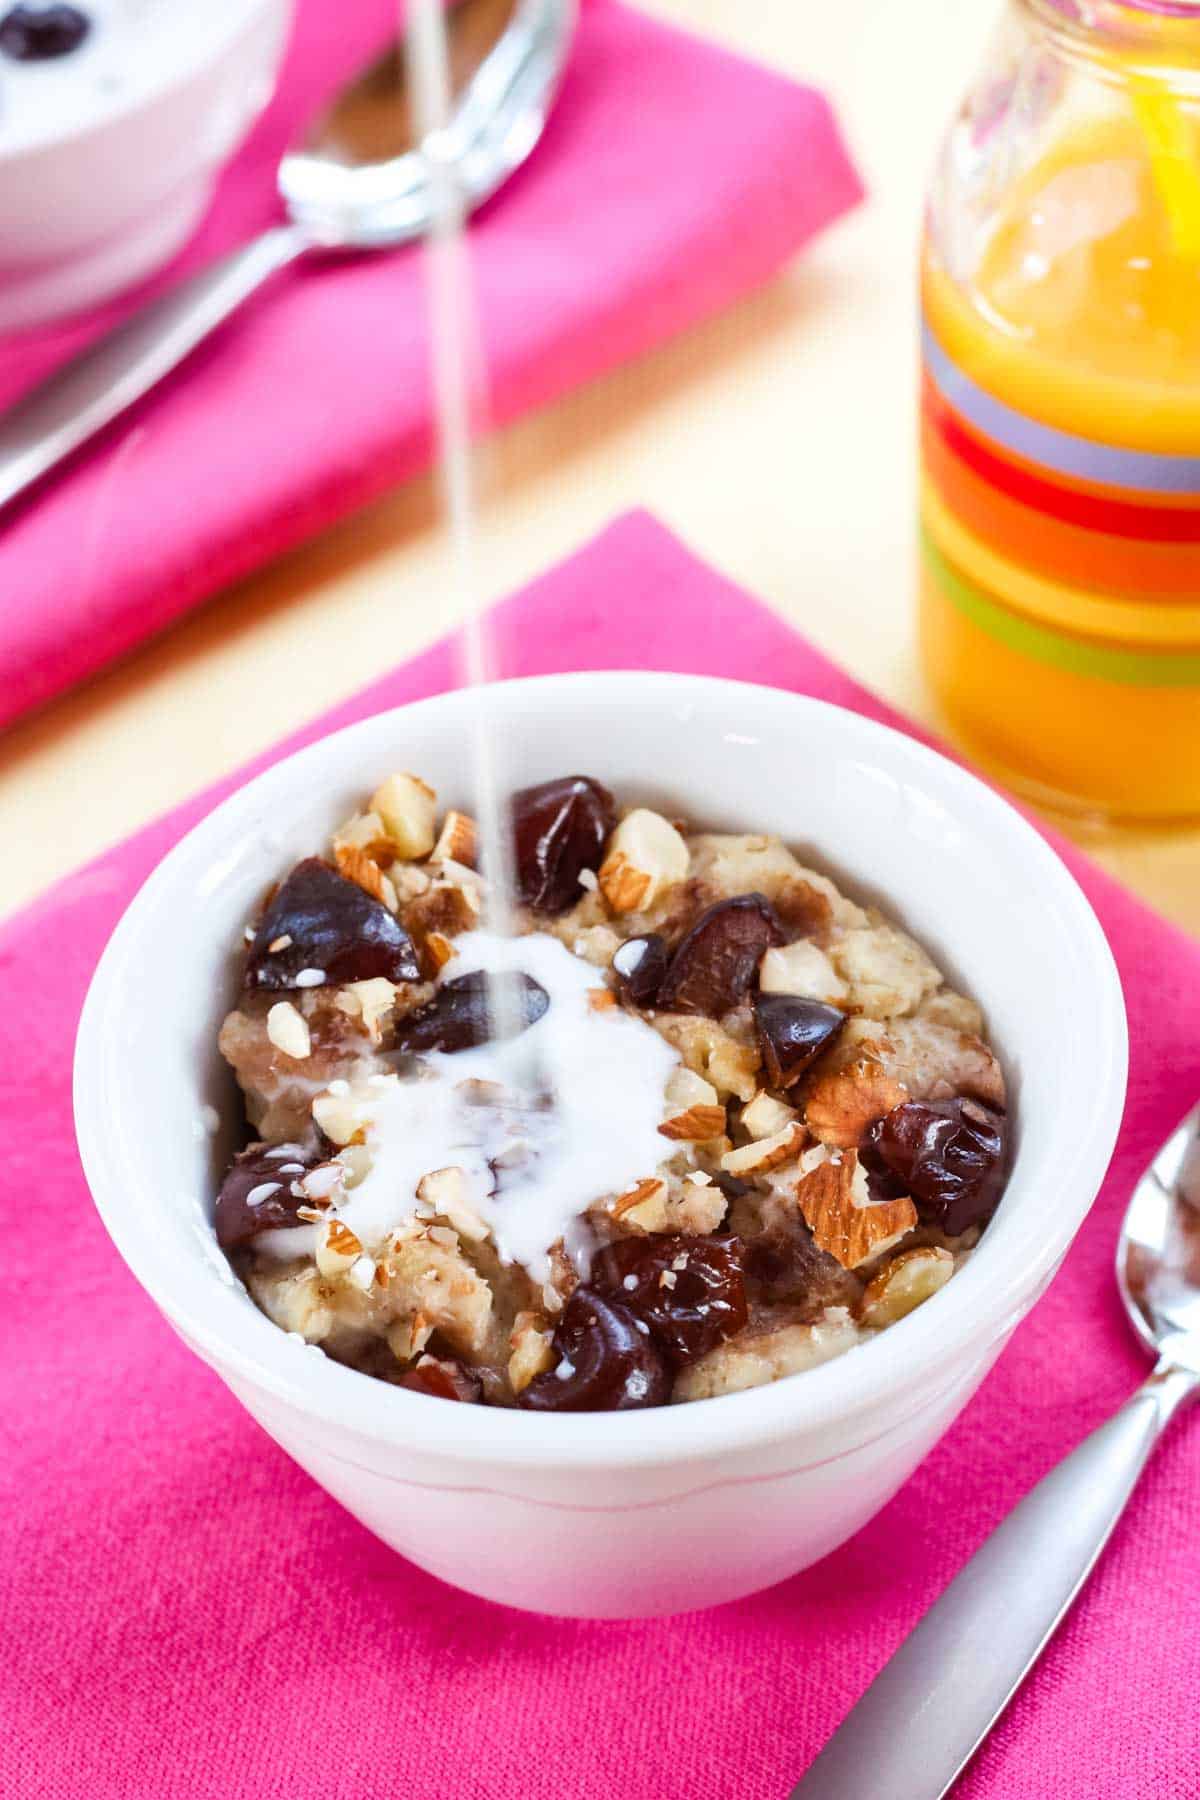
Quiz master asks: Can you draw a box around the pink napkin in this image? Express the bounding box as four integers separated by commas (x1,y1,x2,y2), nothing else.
4,514,1198,1799
0,0,860,733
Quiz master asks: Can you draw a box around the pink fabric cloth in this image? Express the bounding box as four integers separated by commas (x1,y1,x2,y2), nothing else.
0,0,860,732
5,513,1199,1798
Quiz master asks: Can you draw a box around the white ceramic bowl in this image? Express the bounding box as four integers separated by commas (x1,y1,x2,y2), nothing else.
74,673,1127,1618
0,0,292,331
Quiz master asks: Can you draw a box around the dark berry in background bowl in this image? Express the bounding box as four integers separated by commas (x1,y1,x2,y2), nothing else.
519,1289,672,1411
0,4,91,60
656,893,784,1016
245,857,421,991
512,776,615,914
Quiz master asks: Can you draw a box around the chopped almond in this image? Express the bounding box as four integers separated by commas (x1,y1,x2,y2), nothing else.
804,1058,908,1148
599,809,690,913
795,1149,917,1269
659,1103,727,1142
720,1120,807,1177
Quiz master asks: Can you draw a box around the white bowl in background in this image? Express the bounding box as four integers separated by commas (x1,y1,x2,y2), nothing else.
74,673,1127,1618
0,0,292,331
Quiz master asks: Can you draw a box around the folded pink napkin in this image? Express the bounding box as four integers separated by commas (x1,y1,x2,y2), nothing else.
5,514,1198,1799
0,0,860,733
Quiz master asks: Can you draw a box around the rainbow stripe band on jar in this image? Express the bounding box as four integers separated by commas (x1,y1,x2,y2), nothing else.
918,303,1200,819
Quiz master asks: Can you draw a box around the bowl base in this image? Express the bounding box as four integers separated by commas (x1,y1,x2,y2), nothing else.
0,175,214,335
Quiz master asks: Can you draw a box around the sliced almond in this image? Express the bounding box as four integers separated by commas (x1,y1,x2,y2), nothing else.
266,1000,311,1061
315,1217,363,1277
720,1119,807,1177
659,1103,727,1142
804,1058,908,1148
759,939,847,1005
415,1166,490,1243
430,809,478,868
740,1090,797,1140
796,1149,917,1269
370,772,437,860
598,809,690,914
859,1245,954,1328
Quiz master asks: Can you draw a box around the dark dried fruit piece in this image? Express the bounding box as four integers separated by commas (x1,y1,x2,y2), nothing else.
862,1097,1007,1236
0,4,90,59
512,776,616,914
394,970,549,1054
656,893,784,1016
753,994,846,1089
518,1289,671,1411
591,1234,747,1366
611,933,669,1006
245,857,420,991
398,1355,483,1403
214,1142,318,1248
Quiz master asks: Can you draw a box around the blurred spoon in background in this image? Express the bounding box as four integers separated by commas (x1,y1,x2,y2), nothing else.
0,0,575,513
792,1100,1200,1799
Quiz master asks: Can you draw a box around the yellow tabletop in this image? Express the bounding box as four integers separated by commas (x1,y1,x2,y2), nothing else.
0,0,1195,935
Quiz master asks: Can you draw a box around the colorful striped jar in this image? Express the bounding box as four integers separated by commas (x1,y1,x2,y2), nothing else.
920,0,1200,820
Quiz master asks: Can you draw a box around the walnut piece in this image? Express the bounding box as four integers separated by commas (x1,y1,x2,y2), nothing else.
804,1057,908,1147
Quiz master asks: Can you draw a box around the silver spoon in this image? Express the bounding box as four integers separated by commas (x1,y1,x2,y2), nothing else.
0,0,575,513
793,1102,1200,1800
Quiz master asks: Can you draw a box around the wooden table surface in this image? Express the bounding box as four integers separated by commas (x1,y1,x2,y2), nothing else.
1,0,1195,933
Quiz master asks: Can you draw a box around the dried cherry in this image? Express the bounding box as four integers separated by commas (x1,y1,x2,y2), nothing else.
393,970,549,1054
518,1288,671,1411
611,933,669,1006
862,1097,1007,1236
0,4,90,59
511,776,616,914
245,857,420,991
656,894,784,1016
753,994,846,1088
591,1233,747,1366
214,1143,318,1248
398,1356,483,1403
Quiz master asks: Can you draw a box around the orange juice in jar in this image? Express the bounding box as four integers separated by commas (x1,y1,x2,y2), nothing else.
920,0,1200,820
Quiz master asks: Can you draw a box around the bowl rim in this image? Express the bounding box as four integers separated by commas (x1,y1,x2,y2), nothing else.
0,0,291,166
74,671,1129,1471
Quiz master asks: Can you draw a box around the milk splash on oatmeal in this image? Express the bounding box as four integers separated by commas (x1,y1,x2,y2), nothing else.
318,933,680,1281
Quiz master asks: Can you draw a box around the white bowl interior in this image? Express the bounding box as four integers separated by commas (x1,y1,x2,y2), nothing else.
76,674,1127,1466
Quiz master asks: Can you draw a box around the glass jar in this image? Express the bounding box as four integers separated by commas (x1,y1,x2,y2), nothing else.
920,0,1200,821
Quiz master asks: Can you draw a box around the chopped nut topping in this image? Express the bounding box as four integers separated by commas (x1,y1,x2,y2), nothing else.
804,1058,908,1148
740,1090,798,1140
759,939,847,1006
598,808,690,913
611,1177,670,1233
795,1147,917,1269
315,1217,364,1277
430,809,478,868
333,842,397,910
370,772,437,860
266,1000,311,1061
720,1119,807,1176
508,1311,556,1393
415,1167,489,1243
859,1245,954,1328
659,1103,727,1142
587,987,617,1012
334,977,398,1044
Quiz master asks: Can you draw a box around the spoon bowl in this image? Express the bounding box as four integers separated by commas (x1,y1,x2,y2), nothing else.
0,0,577,511
1119,1101,1200,1367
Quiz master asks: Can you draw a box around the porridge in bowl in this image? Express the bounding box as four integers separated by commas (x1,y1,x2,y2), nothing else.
215,771,1009,1410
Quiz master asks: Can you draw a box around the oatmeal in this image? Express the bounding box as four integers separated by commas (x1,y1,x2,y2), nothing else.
215,771,1009,1409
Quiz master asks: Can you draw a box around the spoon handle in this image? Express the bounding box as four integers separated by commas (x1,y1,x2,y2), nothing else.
791,1358,1197,1800
0,223,308,513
